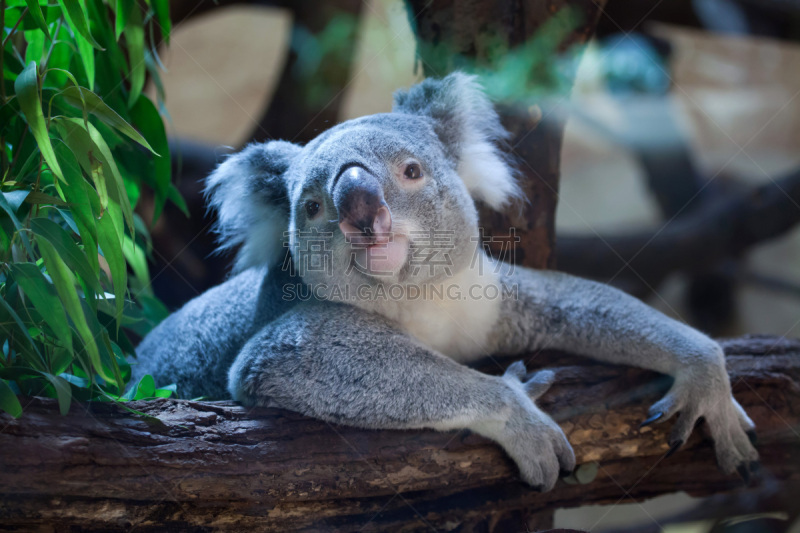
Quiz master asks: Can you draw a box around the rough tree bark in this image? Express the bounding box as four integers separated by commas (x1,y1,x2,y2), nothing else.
405,0,607,269
1,336,798,532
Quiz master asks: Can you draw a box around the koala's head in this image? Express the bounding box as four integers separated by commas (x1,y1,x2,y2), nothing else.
206,73,519,290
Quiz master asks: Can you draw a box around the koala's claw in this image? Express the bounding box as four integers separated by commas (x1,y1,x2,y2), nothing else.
665,439,683,458
501,362,575,491
641,372,759,481
640,411,663,427
736,463,751,486
746,429,758,445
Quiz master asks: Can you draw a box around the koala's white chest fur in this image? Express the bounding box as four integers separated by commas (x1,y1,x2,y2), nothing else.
356,252,502,362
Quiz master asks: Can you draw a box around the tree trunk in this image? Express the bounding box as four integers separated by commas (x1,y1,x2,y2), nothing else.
405,0,607,269
1,336,798,532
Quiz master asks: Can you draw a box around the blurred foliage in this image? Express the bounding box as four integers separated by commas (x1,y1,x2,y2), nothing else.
1,0,182,418
291,13,359,107
408,6,587,103
476,8,586,102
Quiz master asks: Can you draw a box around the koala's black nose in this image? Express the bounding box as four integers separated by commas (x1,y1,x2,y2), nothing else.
333,166,392,243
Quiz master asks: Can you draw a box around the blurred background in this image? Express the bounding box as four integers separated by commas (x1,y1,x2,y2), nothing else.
140,1,799,530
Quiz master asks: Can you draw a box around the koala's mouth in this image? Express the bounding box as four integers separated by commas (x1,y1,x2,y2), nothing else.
347,233,410,277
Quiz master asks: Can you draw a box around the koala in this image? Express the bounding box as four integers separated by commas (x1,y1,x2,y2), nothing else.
134,73,759,491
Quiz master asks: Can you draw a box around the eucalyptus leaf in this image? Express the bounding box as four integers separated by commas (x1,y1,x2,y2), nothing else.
40,372,72,414
0,379,23,418
53,142,100,274
57,0,103,50
3,0,175,414
15,62,64,182
124,4,145,108
115,0,135,41
37,237,113,383
24,0,51,40
75,29,96,89
0,192,35,259
61,86,156,153
0,295,46,369
130,95,169,221
96,208,127,328
152,0,171,44
10,263,73,358
30,217,101,295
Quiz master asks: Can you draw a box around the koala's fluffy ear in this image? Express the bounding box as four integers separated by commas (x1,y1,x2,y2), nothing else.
205,141,300,273
392,73,521,210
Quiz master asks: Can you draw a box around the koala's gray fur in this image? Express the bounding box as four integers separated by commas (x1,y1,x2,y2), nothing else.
134,73,758,490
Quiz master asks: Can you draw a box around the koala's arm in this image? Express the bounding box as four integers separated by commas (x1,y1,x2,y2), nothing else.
488,267,758,478
134,265,291,399
229,301,575,490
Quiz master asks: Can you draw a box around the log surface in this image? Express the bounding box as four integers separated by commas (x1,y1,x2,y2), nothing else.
1,335,798,532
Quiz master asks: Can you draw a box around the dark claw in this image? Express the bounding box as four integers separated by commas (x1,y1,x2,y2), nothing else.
737,463,751,486
559,469,574,478
749,461,761,473
640,412,663,428
665,440,683,458
531,484,544,493
746,429,758,446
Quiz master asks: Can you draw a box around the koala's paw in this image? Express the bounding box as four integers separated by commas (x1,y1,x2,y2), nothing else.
500,362,575,491
641,367,759,484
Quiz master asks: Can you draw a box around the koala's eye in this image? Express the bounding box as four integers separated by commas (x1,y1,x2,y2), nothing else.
403,162,423,180
305,200,320,218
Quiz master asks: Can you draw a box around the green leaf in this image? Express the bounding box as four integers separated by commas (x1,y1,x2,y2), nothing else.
0,295,45,369
134,374,155,399
4,190,31,211
15,62,64,182
154,383,176,399
41,372,72,414
10,263,73,358
37,237,113,383
55,118,134,235
30,217,101,295
121,373,153,400
45,24,72,86
50,347,73,376
82,119,135,234
57,0,103,50
24,0,51,40
130,95,169,221
54,143,100,273
59,372,90,389
0,380,23,418
0,192,36,259
122,234,149,286
123,4,145,108
24,30,45,65
61,86,156,153
75,28,96,89
167,183,189,217
55,119,108,211
24,191,67,207
114,0,134,41
152,0,171,44
96,208,126,328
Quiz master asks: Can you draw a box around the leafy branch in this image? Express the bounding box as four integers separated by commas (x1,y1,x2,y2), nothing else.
1,0,179,417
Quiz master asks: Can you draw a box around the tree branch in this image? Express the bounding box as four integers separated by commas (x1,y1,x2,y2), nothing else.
557,167,800,296
1,336,798,531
